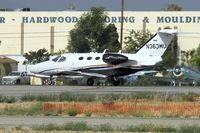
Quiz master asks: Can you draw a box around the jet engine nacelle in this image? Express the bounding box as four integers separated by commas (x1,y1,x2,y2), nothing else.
103,54,128,65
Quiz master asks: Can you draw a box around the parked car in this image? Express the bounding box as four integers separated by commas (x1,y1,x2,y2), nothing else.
1,71,30,85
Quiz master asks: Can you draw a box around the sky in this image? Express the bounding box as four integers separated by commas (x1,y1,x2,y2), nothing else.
0,0,200,11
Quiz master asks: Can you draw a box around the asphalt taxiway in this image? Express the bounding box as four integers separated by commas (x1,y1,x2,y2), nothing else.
0,116,200,129
0,85,200,97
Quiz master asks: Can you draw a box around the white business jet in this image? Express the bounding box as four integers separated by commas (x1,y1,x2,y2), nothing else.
30,29,177,86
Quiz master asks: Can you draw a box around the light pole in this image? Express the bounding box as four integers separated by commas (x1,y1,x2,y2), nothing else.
120,0,124,51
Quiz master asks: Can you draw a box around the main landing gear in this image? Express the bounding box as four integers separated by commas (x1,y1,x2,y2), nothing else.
86,77,121,86
111,77,120,86
87,78,94,86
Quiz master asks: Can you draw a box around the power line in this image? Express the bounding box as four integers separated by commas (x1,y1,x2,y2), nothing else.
0,31,69,34
0,35,69,38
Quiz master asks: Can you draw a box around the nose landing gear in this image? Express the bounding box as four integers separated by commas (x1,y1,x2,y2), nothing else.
46,75,56,85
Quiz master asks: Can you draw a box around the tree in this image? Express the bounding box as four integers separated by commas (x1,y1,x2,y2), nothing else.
67,7,120,53
165,4,182,11
100,24,120,52
189,44,200,70
123,30,153,53
161,4,182,72
181,49,195,65
24,48,50,64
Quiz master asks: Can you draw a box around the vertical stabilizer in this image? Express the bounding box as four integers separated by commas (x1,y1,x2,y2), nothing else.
136,29,177,56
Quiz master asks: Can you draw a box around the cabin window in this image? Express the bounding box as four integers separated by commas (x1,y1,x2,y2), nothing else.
58,56,66,62
79,57,84,60
95,57,100,60
52,55,61,62
87,57,92,60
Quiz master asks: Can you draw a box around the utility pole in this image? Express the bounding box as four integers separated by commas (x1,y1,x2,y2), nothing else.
120,0,124,51
20,23,24,55
50,26,55,54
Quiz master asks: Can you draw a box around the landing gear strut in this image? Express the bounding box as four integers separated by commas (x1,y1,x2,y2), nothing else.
111,77,120,86
48,75,55,85
87,78,94,86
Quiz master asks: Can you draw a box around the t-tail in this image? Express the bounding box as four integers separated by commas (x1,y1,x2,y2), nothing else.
136,29,177,56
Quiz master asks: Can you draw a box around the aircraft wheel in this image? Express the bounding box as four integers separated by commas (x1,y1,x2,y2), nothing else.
87,78,94,86
112,80,120,86
47,79,55,85
193,80,197,86
16,79,20,85
111,77,120,86
48,80,53,85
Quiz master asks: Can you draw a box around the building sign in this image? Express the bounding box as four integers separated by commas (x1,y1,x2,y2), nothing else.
0,14,200,24
157,16,200,23
22,16,135,24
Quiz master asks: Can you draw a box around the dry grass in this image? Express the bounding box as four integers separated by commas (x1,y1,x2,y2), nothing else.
43,101,200,117
0,100,199,118
0,102,35,109
0,102,42,116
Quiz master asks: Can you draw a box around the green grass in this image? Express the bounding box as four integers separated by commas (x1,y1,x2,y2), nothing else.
126,124,176,132
9,122,200,132
33,122,91,131
178,125,200,133
32,122,179,132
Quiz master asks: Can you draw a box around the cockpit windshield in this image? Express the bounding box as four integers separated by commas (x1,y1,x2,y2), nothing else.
58,56,66,62
52,55,61,62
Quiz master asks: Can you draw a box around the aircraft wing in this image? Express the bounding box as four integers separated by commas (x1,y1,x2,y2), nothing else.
133,70,158,76
121,70,158,79
75,71,107,78
86,60,138,71
114,60,138,68
28,73,50,78
29,65,108,79
60,69,107,78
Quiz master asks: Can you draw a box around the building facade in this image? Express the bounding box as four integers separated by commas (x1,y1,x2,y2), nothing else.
0,11,200,55
0,56,18,79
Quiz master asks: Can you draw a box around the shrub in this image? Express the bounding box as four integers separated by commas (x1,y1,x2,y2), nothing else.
94,124,114,132
85,112,92,117
33,123,59,131
62,122,91,131
0,95,17,103
67,108,79,116
126,124,176,132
